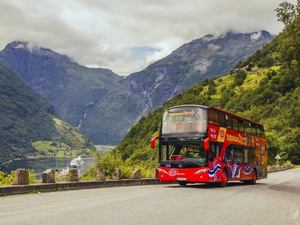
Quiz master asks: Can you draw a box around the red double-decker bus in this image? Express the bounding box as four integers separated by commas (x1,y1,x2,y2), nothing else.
150,105,267,187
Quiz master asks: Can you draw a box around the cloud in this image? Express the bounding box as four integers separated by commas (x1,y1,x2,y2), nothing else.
0,0,284,75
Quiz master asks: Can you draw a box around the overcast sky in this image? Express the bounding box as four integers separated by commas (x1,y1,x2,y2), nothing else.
0,0,285,75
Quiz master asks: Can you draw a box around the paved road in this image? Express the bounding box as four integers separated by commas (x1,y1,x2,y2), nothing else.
0,168,299,225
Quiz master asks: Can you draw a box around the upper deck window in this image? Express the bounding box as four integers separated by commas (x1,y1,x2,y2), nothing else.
208,109,218,124
217,112,226,127
162,106,207,136
232,118,238,130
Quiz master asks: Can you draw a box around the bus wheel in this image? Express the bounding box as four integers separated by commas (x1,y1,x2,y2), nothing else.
219,170,228,187
178,181,187,186
249,172,257,185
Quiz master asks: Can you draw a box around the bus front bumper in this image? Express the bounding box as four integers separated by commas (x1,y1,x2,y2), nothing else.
158,166,215,183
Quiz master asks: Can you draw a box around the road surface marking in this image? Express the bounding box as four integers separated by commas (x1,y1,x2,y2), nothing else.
293,209,299,220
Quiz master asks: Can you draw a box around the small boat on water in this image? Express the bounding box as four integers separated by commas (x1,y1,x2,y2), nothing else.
70,156,84,168
59,156,84,176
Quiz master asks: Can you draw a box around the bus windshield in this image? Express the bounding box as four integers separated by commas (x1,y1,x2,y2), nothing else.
171,145,207,164
162,106,207,136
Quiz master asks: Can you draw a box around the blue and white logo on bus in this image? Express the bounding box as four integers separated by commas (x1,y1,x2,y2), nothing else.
232,164,240,178
208,164,221,177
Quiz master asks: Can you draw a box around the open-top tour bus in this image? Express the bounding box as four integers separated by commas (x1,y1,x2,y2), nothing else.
150,105,267,187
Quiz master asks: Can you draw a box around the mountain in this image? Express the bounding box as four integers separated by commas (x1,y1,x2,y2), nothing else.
115,18,300,168
0,31,274,144
81,31,274,143
0,61,95,164
125,31,274,108
0,42,121,134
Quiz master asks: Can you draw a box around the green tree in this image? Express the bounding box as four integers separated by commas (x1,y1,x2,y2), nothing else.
276,1,300,64
275,1,299,26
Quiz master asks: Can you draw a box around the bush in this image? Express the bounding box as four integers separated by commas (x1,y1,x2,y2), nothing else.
28,169,38,184
0,169,38,186
233,69,247,86
0,171,14,186
80,167,98,181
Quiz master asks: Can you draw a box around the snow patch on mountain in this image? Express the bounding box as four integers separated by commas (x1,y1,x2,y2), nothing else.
250,32,262,41
207,44,221,52
14,42,39,53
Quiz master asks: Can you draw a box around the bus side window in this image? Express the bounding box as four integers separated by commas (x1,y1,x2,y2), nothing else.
247,148,255,164
217,112,226,127
225,114,232,129
234,147,244,163
244,121,251,134
225,146,233,162
238,120,244,132
208,110,218,124
259,126,263,137
259,126,265,137
251,124,257,136
161,145,172,161
208,143,222,162
255,125,259,136
208,144,216,162
232,118,238,130
257,126,261,137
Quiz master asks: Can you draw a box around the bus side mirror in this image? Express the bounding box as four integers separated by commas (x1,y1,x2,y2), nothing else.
203,137,209,151
150,136,159,149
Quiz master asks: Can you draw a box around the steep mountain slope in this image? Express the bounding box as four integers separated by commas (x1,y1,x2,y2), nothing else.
0,61,55,163
0,61,95,164
116,17,300,166
0,42,121,131
125,31,274,109
0,32,273,144
83,31,274,144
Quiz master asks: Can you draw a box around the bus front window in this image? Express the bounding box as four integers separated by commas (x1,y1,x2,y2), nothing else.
162,106,207,136
170,145,207,165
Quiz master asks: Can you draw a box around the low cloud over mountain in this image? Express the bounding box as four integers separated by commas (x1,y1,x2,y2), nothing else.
0,0,282,75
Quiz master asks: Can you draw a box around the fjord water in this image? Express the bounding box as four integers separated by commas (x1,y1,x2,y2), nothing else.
0,157,95,179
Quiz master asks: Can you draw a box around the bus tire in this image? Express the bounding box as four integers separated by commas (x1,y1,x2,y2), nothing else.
249,170,257,185
243,170,257,185
218,169,228,187
178,181,187,186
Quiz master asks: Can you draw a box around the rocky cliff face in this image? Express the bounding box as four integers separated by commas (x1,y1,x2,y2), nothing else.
0,31,274,144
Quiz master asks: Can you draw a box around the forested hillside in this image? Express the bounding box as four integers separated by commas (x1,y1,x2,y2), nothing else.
0,62,95,164
109,1,300,174
0,61,56,163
